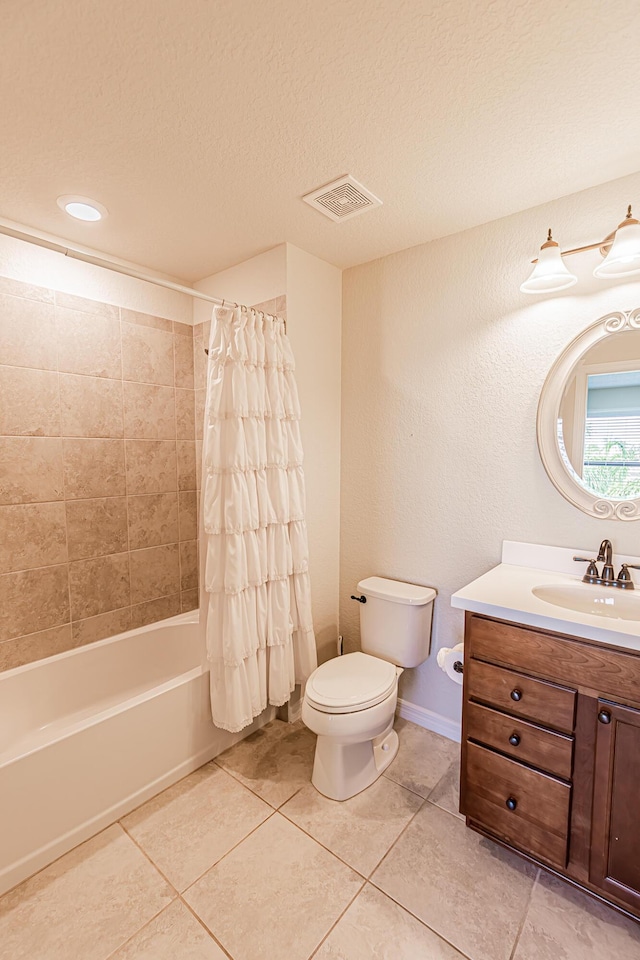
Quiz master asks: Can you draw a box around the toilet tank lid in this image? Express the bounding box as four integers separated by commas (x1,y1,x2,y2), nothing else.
357,577,436,606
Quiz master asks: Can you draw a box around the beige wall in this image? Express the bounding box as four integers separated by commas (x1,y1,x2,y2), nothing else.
286,244,342,664
0,241,198,671
193,246,287,326
0,233,192,323
340,169,640,729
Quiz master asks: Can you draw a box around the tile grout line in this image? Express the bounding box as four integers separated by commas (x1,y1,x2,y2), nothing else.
102,898,178,960
3,720,472,960
113,745,291,893
363,878,476,960
180,808,279,895
365,795,485,958
120,307,132,620
365,793,429,880
508,867,540,960
114,818,242,960
54,300,75,641
276,805,370,881
211,751,311,811
216,730,428,884
1,540,184,578
0,819,123,901
382,767,440,802
179,895,236,960
306,877,368,960
275,773,427,882
118,820,182,894
171,325,181,607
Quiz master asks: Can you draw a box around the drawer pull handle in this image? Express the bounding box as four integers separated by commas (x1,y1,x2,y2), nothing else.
510,688,523,702
598,709,612,725
508,733,521,746
506,796,518,812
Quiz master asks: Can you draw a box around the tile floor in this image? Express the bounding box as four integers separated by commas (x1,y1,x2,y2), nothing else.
1,717,640,960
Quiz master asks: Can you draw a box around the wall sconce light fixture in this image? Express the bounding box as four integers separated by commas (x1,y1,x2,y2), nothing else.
521,205,640,295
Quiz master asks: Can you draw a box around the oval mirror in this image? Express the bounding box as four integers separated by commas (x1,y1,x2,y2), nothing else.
537,307,640,520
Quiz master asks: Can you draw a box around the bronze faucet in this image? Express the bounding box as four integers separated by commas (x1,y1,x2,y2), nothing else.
573,539,640,589
597,540,615,582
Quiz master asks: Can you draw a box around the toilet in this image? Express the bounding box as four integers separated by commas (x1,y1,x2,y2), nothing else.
302,576,436,801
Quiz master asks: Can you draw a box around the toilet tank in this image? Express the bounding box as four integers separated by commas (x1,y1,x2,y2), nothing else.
357,577,436,668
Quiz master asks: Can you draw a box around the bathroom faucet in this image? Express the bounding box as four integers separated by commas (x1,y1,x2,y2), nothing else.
573,540,640,588
597,539,615,582
573,541,612,584
573,540,614,585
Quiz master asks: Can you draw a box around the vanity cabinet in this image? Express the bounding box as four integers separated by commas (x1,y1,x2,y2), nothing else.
461,612,640,920
590,700,640,910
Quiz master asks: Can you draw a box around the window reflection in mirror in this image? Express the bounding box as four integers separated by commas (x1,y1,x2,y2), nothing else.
558,329,640,500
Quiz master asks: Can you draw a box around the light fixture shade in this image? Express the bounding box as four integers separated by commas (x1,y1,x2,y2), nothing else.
520,232,577,294
594,207,640,279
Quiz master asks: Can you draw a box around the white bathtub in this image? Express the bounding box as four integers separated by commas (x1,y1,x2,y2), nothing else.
0,611,272,896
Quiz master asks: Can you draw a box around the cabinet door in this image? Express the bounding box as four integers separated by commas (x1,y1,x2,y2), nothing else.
590,699,640,911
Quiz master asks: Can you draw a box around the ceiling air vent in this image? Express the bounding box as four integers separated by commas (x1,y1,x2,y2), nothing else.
302,175,382,223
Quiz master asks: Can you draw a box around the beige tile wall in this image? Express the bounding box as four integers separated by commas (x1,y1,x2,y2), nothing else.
0,280,199,672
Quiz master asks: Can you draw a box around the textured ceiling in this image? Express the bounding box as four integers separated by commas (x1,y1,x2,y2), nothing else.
1,0,640,281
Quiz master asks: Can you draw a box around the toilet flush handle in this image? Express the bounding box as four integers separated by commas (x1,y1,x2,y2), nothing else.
350,595,367,603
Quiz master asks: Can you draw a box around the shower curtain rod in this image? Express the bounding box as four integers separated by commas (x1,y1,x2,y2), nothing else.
0,220,286,330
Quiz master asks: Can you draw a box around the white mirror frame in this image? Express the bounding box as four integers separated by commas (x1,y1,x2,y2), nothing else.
537,307,640,520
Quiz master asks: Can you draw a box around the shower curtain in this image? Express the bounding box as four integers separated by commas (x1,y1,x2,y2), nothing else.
201,305,317,732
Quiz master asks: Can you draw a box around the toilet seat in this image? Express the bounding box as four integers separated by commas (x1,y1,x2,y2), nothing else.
305,652,397,714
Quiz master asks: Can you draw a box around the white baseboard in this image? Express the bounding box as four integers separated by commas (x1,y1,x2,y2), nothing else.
396,698,461,743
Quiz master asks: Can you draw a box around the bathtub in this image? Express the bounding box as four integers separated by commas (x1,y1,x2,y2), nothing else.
0,611,272,896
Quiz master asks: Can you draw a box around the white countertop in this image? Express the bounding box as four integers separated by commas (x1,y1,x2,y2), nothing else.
451,541,640,654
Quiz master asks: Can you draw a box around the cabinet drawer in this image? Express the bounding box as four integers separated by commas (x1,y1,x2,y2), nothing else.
466,701,573,780
465,741,571,868
467,658,576,734
468,614,640,705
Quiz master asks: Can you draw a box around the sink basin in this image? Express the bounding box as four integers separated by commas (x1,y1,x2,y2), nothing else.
532,584,640,621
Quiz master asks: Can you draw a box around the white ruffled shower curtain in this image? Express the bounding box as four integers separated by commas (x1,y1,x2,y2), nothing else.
201,305,317,733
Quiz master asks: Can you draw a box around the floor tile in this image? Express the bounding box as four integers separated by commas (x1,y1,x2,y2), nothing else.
513,871,640,959
122,762,272,891
371,802,537,960
0,825,173,960
281,775,423,876
215,718,317,808
184,814,363,960
427,758,464,820
108,900,227,959
314,883,467,959
383,719,460,798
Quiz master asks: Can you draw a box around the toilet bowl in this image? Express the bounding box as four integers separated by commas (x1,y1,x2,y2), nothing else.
302,652,401,801
303,577,436,801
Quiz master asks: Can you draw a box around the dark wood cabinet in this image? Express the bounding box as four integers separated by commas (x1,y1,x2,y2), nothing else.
590,700,640,913
461,612,640,921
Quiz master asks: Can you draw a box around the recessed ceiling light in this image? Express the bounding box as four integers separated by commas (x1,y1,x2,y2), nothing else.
57,195,108,221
